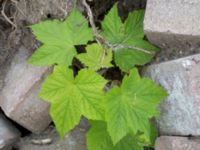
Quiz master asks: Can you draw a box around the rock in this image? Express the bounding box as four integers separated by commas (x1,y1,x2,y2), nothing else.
14,126,86,150
144,0,200,50
118,0,146,19
78,117,90,130
0,46,51,133
15,0,74,26
143,54,200,136
155,136,200,150
0,112,20,150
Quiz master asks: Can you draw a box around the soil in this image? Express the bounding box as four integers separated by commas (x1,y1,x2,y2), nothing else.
153,47,200,63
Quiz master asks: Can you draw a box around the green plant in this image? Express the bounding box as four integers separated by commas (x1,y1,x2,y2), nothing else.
28,3,167,150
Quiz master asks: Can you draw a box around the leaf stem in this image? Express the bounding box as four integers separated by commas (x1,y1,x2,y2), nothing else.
81,0,105,45
81,0,107,68
107,43,153,54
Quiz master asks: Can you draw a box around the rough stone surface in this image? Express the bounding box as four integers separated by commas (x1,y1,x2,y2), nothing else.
155,136,200,150
144,0,200,50
0,112,20,150
14,126,86,150
143,54,200,136
14,0,74,26
0,46,51,133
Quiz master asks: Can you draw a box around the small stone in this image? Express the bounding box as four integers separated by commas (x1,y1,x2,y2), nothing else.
0,46,51,133
78,117,90,130
155,136,200,150
143,54,200,136
144,0,200,50
0,112,20,150
31,138,52,145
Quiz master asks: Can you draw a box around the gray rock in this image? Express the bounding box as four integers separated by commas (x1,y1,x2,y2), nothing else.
143,54,200,136
0,112,20,150
155,136,200,150
144,0,200,50
15,0,74,26
15,126,86,150
0,46,51,133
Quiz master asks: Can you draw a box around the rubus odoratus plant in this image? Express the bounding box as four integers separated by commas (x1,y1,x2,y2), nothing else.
28,2,167,150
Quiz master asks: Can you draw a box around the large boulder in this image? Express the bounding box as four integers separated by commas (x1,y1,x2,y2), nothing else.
0,46,51,133
0,112,20,150
143,54,200,136
155,136,200,150
144,0,200,50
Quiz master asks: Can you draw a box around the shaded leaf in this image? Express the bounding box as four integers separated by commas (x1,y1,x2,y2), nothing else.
87,121,144,150
137,122,158,147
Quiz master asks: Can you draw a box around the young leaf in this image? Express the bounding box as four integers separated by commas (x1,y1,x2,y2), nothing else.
28,9,93,66
137,122,158,147
87,121,144,150
101,4,158,71
76,43,113,71
39,65,107,137
105,68,167,144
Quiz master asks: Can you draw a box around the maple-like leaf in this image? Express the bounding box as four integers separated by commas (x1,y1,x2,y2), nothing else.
105,68,167,144
87,121,144,150
101,4,158,71
28,9,93,66
76,43,113,71
39,65,107,137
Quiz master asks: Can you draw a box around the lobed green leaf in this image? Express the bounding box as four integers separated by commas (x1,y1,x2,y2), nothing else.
105,68,167,144
28,9,93,66
101,5,158,71
76,43,113,71
40,65,107,137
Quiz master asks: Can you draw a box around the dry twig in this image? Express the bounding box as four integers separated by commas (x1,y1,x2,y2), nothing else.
1,0,17,28
81,0,105,45
81,0,107,67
